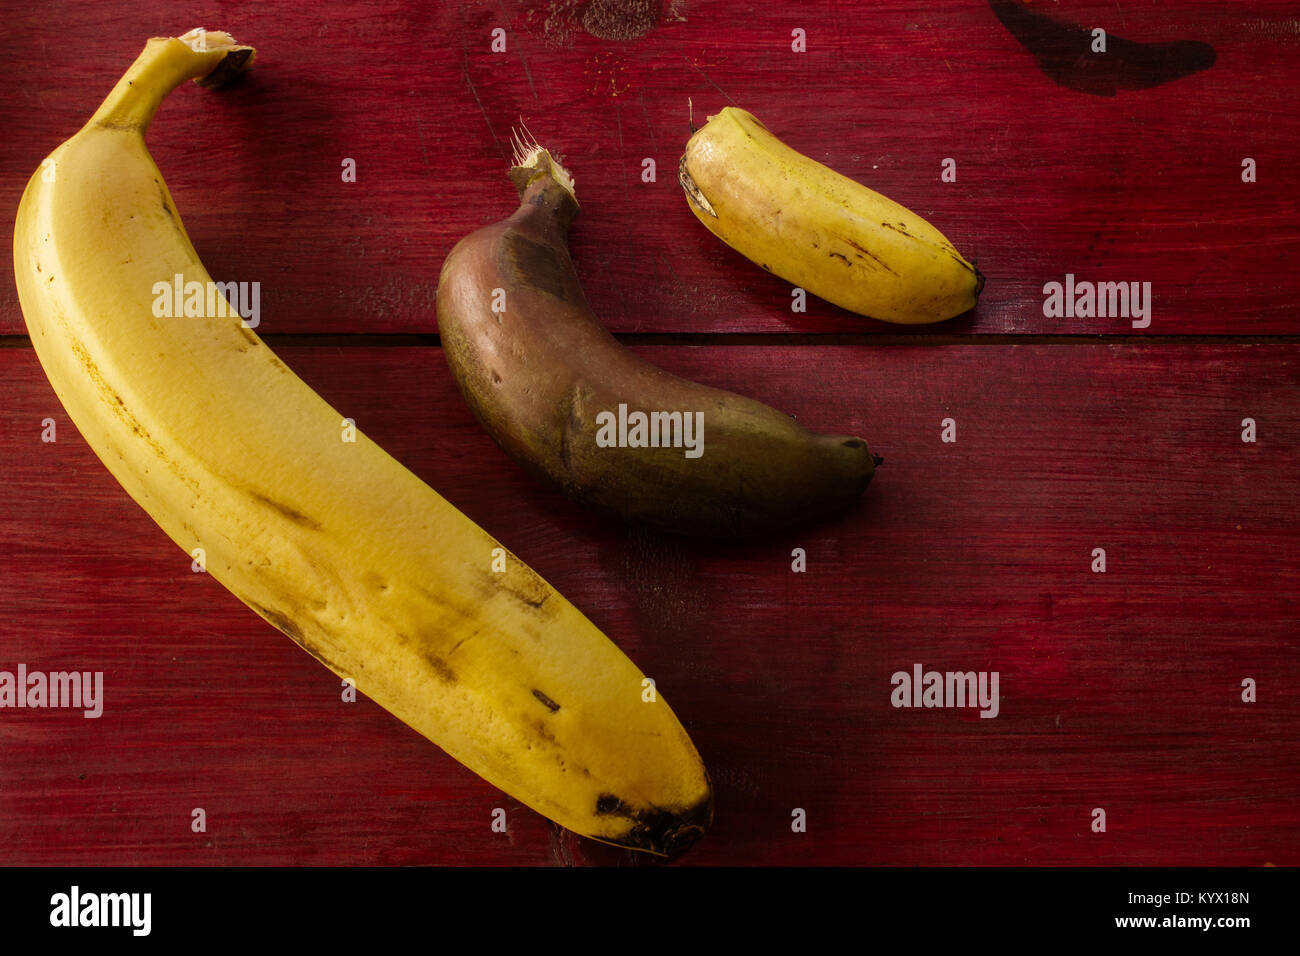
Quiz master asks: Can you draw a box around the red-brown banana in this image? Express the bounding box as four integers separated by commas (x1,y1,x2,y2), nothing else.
436,134,877,538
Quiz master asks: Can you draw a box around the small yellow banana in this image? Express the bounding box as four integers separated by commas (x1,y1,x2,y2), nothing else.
13,30,710,855
680,107,983,324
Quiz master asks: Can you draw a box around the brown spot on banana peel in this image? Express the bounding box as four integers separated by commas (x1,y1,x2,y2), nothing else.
532,719,558,747
421,650,457,684
468,556,553,613
66,335,200,496
503,232,570,303
156,181,171,214
844,238,898,276
876,222,984,298
532,689,561,712
242,598,357,685
248,601,305,645
436,145,875,539
247,490,323,530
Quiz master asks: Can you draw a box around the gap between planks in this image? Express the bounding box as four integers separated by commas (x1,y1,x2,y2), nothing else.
4,333,1300,349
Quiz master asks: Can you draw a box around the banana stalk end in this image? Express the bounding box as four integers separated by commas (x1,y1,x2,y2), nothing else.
177,28,255,88
508,125,577,205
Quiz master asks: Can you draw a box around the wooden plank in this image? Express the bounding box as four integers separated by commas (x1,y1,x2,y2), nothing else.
1,344,1295,864
2,1,1297,335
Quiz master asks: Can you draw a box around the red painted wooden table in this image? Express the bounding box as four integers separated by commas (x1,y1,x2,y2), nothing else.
1,1,1297,865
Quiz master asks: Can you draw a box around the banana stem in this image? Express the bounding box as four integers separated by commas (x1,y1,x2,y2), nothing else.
507,134,579,231
89,29,254,133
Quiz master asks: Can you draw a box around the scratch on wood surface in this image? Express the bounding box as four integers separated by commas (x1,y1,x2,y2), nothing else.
462,64,504,156
657,252,687,298
414,115,430,170
684,57,737,106
636,87,658,147
615,105,630,201
519,49,539,101
1006,210,1032,235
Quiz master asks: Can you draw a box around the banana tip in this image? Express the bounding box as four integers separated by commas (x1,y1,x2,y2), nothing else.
600,791,713,858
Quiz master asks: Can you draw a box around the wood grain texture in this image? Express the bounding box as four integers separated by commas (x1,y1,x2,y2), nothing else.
2,0,1296,869
0,0,1297,335
1,345,1295,865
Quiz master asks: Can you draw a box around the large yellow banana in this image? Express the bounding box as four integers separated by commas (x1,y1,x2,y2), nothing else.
680,106,983,324
13,30,711,856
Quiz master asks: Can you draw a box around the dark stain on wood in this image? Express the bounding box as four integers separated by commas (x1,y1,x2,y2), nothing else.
988,0,1215,97
582,0,661,41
